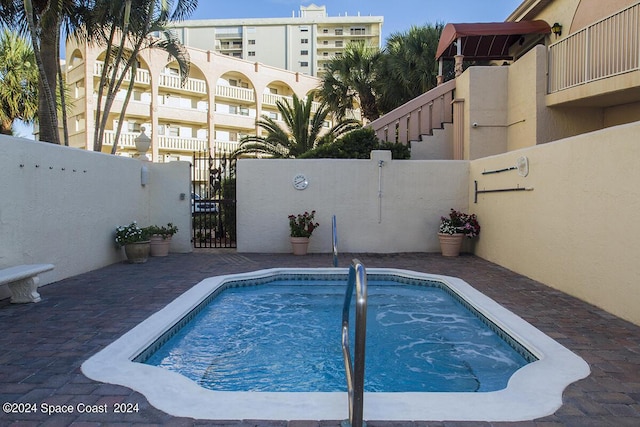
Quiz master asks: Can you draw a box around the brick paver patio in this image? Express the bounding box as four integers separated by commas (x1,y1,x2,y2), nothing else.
1,251,639,426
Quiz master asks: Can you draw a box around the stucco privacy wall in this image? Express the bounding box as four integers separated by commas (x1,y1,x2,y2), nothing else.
236,151,469,253
470,122,640,326
0,136,192,300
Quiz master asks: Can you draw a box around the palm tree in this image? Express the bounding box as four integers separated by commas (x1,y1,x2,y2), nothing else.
0,0,196,149
233,94,360,158
375,24,444,113
0,29,38,134
318,41,381,123
79,0,195,153
0,0,80,144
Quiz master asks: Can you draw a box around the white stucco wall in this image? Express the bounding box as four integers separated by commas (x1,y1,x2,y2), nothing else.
0,135,192,299
470,122,640,326
236,151,470,253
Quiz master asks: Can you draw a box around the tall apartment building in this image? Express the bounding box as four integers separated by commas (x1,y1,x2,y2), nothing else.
63,4,378,164
65,35,323,163
168,4,384,76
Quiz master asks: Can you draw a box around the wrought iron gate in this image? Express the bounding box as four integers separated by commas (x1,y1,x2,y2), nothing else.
191,150,236,248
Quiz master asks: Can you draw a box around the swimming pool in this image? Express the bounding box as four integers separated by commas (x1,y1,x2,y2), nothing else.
142,279,532,393
81,267,590,421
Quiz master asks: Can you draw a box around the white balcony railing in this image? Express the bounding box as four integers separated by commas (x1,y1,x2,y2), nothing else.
159,73,207,94
548,2,640,93
103,131,209,153
261,93,323,113
93,61,151,85
102,130,138,148
216,85,255,102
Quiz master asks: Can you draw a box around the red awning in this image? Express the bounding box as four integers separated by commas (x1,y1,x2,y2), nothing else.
435,20,551,60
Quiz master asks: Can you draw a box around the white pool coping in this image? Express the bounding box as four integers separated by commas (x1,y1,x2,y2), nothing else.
81,267,590,422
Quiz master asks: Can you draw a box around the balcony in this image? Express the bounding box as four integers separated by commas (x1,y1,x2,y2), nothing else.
216,85,255,103
102,131,209,153
159,74,207,95
94,61,150,85
547,2,640,107
261,93,323,113
158,135,208,152
102,130,139,149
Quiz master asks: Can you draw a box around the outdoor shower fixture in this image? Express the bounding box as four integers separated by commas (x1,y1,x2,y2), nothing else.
377,160,384,223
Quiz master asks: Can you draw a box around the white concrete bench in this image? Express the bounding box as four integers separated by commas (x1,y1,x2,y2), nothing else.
0,264,55,303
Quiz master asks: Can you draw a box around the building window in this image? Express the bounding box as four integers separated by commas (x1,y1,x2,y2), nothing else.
323,28,328,34
335,41,343,47
301,50,308,55
248,51,256,56
268,111,278,120
300,26,309,32
128,122,141,133
323,52,329,56
334,28,343,35
248,39,256,45
301,38,308,44
323,40,329,45
300,61,309,67
350,27,366,35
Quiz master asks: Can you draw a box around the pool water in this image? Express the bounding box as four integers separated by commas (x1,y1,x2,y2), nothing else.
144,280,530,392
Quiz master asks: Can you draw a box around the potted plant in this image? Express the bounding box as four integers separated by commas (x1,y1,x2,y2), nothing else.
437,209,480,256
288,210,319,255
115,221,151,263
146,223,179,257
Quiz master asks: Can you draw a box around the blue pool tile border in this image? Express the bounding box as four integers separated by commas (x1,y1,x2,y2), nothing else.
134,272,537,365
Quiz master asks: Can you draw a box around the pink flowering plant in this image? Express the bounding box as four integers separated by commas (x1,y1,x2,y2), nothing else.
439,209,480,238
288,210,319,238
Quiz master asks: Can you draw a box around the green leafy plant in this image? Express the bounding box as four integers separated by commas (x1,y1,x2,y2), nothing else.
115,221,150,247
146,223,179,239
439,209,480,238
288,211,319,238
299,127,410,159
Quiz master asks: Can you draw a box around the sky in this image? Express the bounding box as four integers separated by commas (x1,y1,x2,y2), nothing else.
189,0,524,41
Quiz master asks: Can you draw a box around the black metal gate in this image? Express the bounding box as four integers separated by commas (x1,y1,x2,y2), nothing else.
191,149,236,248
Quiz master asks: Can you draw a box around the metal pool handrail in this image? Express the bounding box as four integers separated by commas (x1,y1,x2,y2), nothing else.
332,215,338,267
341,259,368,427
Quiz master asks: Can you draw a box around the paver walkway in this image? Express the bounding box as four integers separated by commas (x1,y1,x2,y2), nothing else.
1,251,639,426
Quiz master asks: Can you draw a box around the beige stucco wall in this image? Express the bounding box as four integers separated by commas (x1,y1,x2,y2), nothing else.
470,121,640,326
456,66,509,160
570,0,636,33
236,151,470,253
605,101,640,126
0,135,192,299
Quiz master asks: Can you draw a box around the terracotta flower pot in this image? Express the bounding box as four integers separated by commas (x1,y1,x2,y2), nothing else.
437,233,464,257
124,241,151,263
150,235,171,257
290,236,310,255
